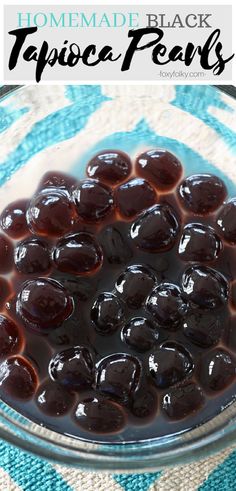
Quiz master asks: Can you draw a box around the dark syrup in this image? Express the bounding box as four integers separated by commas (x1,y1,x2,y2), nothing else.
0,150,235,443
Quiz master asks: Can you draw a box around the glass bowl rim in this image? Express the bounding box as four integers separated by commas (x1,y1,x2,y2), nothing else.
0,83,236,471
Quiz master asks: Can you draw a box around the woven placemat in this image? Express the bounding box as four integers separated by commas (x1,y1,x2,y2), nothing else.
0,440,236,490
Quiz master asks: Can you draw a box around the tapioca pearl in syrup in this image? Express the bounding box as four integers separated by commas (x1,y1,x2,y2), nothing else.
75,396,126,434
115,178,156,218
0,199,29,239
0,314,23,358
87,150,132,185
162,382,205,420
183,311,223,348
130,204,179,252
72,179,113,222
182,265,229,309
115,265,156,309
130,386,158,421
149,343,193,389
98,223,132,265
17,278,73,331
36,379,76,416
216,199,236,245
122,317,159,352
27,190,74,237
146,283,187,329
135,149,183,191
0,355,38,400
197,348,236,393
53,233,103,275
91,292,124,335
49,346,94,391
178,174,227,215
178,223,222,262
14,238,51,274
96,353,141,401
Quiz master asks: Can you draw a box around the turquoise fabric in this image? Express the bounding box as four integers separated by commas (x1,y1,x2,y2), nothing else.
0,440,71,490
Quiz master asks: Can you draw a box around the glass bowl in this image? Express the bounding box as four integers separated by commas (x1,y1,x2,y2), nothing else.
0,84,236,472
